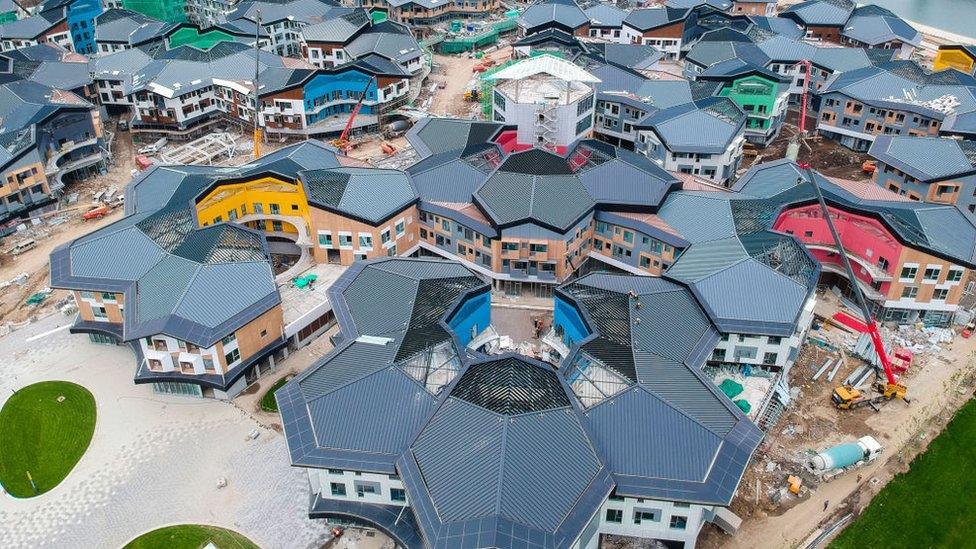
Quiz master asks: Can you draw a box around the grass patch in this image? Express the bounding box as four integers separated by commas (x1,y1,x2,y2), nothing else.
123,524,259,549
830,398,976,549
0,381,96,497
259,376,290,413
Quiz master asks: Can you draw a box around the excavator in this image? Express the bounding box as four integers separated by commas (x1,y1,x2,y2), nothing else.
800,164,909,410
331,76,376,152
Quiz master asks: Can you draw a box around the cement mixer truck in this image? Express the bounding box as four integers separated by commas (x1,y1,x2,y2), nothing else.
807,436,883,481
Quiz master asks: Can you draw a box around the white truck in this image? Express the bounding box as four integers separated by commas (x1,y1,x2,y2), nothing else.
138,137,168,155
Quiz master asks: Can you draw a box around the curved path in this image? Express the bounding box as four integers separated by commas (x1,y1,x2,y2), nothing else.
0,315,330,549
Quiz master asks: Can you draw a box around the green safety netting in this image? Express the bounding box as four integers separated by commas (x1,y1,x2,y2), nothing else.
719,379,744,399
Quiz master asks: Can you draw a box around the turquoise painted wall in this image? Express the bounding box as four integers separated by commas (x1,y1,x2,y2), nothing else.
554,295,589,347
302,70,378,125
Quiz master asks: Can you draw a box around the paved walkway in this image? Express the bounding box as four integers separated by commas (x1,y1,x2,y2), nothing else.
0,314,331,549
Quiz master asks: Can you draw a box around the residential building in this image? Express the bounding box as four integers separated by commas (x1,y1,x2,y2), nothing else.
90,40,411,140
0,6,71,51
636,97,747,184
517,0,589,38
277,257,763,549
735,159,976,326
814,61,976,151
934,44,976,75
301,17,424,77
731,0,775,16
868,135,976,222
49,141,356,397
710,67,789,146
621,6,690,60
780,0,853,42
225,0,338,57
839,5,920,59
359,0,499,28
583,3,627,41
93,8,166,54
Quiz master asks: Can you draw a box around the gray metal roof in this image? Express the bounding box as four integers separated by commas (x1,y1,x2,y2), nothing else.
301,167,417,224
556,273,763,503
868,135,976,182
0,9,62,40
50,140,347,350
733,159,976,267
623,6,689,31
343,21,421,65
518,0,589,31
781,0,853,26
228,0,338,24
95,8,165,44
584,3,628,28
299,7,369,43
841,6,920,47
639,97,746,154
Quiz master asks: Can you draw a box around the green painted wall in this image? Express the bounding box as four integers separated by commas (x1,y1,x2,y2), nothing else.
169,27,238,49
718,75,781,131
122,0,186,23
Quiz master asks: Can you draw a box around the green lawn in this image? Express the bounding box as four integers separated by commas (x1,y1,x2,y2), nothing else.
259,376,290,413
830,398,976,549
123,524,259,549
0,381,96,497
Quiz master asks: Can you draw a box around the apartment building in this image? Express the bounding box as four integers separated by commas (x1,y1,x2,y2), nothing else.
93,8,166,53
90,40,411,139
225,0,339,57
360,0,499,28
735,159,976,327
583,3,627,41
814,61,976,151
517,0,589,38
732,0,775,16
838,5,920,59
49,141,354,397
0,7,71,51
635,97,747,185
301,17,423,76
0,72,105,229
780,0,853,42
868,135,976,222
706,66,790,146
277,258,762,549
621,6,689,60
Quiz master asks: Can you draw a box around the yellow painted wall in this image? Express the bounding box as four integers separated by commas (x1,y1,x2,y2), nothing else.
194,176,311,235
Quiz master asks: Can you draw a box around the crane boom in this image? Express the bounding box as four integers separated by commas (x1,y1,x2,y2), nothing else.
800,164,898,387
338,76,376,144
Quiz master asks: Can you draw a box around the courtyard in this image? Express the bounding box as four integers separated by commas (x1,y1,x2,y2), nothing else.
0,314,331,549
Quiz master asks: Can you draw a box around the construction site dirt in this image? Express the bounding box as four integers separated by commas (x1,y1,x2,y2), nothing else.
745,110,871,181
425,47,513,117
700,297,976,548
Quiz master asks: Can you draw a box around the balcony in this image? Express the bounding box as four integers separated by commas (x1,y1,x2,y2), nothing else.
805,243,893,282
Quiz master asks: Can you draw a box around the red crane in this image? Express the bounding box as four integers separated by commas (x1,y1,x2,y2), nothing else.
798,163,908,408
332,76,376,151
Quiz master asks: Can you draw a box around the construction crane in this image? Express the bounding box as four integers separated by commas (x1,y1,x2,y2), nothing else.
331,76,376,152
799,164,909,410
786,60,812,162
252,10,262,159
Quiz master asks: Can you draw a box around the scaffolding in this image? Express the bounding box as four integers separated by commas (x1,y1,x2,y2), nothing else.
158,132,238,165
122,0,187,23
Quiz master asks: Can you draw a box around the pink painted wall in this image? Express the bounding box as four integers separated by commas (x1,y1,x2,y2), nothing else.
773,204,903,290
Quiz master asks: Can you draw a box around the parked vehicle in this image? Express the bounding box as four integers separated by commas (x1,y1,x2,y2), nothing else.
138,137,167,155
7,239,36,255
82,205,110,221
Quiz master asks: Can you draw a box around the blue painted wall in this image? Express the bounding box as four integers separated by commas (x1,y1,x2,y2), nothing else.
302,70,378,125
447,289,491,346
554,295,590,347
66,0,102,55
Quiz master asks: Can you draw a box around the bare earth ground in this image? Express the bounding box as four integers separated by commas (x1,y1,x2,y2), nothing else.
426,47,513,118
700,304,976,548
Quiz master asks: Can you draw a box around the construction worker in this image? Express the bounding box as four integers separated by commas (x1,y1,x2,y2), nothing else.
823,500,829,512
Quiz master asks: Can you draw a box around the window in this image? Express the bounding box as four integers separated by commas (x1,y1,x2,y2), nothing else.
328,468,343,475
203,358,215,372
606,509,623,523
901,286,918,299
441,220,450,232
381,230,391,244
502,242,519,251
924,267,941,281
339,234,353,248
634,509,660,524
318,232,332,247
529,243,547,253
391,488,406,502
763,352,778,365
933,288,949,300
93,306,107,319
947,269,964,282
270,203,280,215
622,230,634,243
767,336,782,345
224,348,241,365
355,481,379,497
221,334,236,346
669,515,688,530
900,266,917,280
395,220,405,235
330,482,346,496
